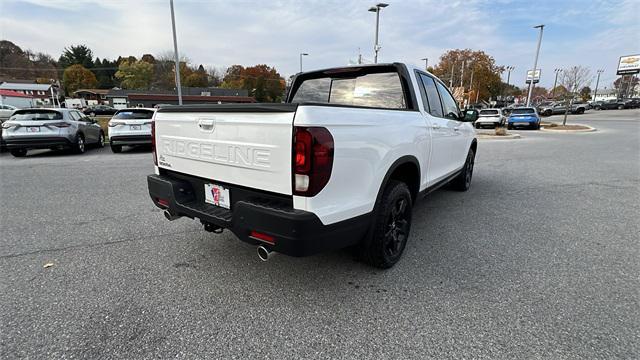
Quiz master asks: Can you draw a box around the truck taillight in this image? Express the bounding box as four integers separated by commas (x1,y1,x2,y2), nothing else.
151,120,157,165
292,127,334,197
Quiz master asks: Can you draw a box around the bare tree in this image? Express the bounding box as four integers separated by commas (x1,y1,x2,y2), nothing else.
559,66,591,125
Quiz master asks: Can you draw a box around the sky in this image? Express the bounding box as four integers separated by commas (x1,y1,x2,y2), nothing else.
1,0,638,89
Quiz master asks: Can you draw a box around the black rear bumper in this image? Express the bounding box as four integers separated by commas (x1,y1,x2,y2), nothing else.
147,172,370,257
110,135,151,145
4,136,72,149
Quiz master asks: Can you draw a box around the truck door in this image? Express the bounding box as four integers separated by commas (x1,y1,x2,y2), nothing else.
416,72,456,184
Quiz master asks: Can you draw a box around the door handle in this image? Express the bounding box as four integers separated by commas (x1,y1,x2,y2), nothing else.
453,126,461,131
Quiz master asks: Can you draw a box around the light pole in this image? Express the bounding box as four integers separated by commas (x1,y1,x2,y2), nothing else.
421,57,428,70
449,61,455,87
368,3,388,64
526,24,544,107
170,0,182,105
593,69,604,101
551,68,562,99
299,53,308,73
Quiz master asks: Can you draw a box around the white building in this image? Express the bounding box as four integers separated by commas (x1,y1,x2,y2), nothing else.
0,89,35,108
0,82,60,106
592,88,617,101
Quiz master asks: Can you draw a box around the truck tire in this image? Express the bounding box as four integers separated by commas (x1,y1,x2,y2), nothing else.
358,180,413,269
450,148,475,191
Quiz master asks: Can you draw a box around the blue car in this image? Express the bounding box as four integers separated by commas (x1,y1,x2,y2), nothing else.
507,107,541,130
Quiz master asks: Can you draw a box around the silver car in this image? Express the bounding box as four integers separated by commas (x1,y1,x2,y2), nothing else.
1,108,104,157
474,108,505,129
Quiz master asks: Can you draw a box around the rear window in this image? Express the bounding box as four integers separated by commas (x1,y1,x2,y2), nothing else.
479,110,499,115
10,109,63,121
511,108,535,115
113,110,154,119
291,72,406,109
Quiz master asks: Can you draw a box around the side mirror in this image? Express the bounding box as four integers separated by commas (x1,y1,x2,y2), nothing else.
463,110,478,122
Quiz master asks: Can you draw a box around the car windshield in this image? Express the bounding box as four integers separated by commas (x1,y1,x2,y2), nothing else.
112,110,154,119
511,108,535,115
10,109,63,121
479,110,499,116
291,71,406,109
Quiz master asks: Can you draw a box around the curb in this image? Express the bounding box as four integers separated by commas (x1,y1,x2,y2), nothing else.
476,133,521,140
540,124,597,133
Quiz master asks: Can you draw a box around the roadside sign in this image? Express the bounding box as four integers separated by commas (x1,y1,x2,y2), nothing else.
526,69,541,84
617,54,640,75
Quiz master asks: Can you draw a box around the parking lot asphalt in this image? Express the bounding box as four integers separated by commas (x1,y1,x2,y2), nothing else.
1,109,638,359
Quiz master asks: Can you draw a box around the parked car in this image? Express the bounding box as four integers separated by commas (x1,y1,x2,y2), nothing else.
538,101,587,116
507,107,541,130
1,108,104,157
0,105,19,151
108,108,156,153
147,62,478,268
593,99,626,110
83,105,117,116
0,104,18,121
623,98,640,109
474,108,504,128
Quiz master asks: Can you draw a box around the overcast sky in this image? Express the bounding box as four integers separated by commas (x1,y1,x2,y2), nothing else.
1,0,638,89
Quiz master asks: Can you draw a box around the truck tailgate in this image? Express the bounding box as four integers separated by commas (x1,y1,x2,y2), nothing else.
154,104,297,195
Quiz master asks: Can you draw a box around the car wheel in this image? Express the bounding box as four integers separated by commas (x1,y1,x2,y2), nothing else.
507,124,513,130
595,106,601,110
90,112,96,117
74,134,86,154
577,108,585,114
475,123,481,129
10,149,27,157
451,147,475,191
544,110,552,117
358,180,413,269
110,144,122,153
97,131,105,148
617,105,624,110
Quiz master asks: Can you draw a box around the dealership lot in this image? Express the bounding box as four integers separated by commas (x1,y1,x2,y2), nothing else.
0,110,638,359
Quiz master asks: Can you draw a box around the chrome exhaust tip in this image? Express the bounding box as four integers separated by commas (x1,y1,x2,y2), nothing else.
257,246,275,262
164,210,180,221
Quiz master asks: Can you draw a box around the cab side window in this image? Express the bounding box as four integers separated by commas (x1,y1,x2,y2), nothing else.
419,74,444,118
70,111,83,121
435,81,461,120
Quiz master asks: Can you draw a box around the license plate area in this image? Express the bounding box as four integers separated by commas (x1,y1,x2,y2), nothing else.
27,127,40,132
204,183,230,209
130,125,141,130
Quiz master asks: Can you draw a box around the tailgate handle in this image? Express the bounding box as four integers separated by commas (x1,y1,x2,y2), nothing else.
197,118,216,132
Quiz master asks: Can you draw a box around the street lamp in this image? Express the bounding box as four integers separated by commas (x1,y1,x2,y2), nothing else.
368,3,388,64
299,53,309,73
593,69,604,102
421,57,428,70
551,68,562,99
526,24,545,107
170,0,182,105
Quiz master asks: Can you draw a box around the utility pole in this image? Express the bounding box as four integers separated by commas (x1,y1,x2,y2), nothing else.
449,62,455,87
551,68,562,99
368,3,389,64
299,53,309,73
526,24,545,107
468,69,474,104
170,0,182,105
593,69,604,102
421,58,428,70
459,60,465,88
502,66,514,104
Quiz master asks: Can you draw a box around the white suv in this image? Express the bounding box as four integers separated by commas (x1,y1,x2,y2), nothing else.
108,108,156,153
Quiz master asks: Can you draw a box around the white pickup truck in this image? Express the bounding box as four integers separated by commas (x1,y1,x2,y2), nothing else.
147,63,478,268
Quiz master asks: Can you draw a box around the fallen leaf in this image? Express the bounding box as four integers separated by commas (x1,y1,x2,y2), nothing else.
43,263,54,268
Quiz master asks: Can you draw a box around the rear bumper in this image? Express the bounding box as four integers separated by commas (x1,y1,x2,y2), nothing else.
147,173,370,257
3,136,72,149
109,135,151,145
